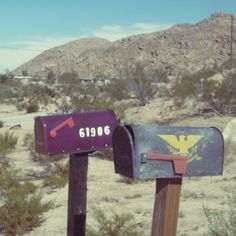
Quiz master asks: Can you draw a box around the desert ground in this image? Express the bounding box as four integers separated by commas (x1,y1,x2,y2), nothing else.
0,103,235,236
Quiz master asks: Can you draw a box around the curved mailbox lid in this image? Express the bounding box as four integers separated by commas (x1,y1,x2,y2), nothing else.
35,110,119,155
113,125,136,178
122,124,224,178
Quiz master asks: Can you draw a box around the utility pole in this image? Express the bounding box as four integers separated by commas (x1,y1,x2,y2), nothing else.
230,15,234,68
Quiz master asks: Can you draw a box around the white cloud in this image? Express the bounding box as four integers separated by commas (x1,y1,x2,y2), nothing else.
92,23,172,41
0,23,173,73
0,36,79,73
0,49,39,73
14,36,79,51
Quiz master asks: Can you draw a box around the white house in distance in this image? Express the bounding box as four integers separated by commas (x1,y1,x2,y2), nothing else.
14,75,32,83
80,78,111,86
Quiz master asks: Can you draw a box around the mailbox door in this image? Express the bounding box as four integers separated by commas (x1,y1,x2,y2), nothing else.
113,125,136,179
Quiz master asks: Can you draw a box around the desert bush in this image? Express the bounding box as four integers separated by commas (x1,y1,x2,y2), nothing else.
0,131,18,154
94,148,114,161
117,175,137,185
87,207,144,236
0,190,52,235
0,74,9,84
59,83,126,120
42,161,69,188
23,133,45,163
23,133,65,164
0,167,20,196
172,68,236,115
104,79,129,101
46,70,56,84
0,166,52,235
58,71,79,84
0,121,3,128
24,99,39,113
204,72,236,114
123,62,167,106
172,75,197,99
0,72,15,85
204,189,236,235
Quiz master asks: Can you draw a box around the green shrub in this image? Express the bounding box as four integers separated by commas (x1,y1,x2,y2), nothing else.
0,167,20,192
0,166,52,235
172,75,197,98
204,189,236,235
206,72,236,114
0,190,53,235
117,175,137,184
104,79,129,101
172,68,236,115
42,162,69,188
0,120,3,128
87,207,144,236
25,99,39,113
23,133,45,162
0,131,18,155
123,62,167,106
94,148,114,161
43,174,67,188
23,133,65,164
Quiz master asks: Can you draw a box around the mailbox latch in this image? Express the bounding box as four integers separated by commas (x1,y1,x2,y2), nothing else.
142,152,187,175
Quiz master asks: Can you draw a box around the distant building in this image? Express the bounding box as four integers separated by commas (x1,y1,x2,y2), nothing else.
14,75,32,83
80,78,111,86
96,78,111,85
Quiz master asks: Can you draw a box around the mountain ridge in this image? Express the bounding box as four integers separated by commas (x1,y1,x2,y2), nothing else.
14,12,236,80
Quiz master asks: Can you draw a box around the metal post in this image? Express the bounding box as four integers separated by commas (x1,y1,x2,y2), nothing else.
230,15,234,68
151,178,182,236
67,153,88,236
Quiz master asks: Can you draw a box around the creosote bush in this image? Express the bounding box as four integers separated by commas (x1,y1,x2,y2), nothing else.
24,99,39,113
204,189,236,236
42,161,69,188
0,131,18,155
171,67,236,115
123,62,167,106
94,148,114,161
87,207,144,236
23,133,65,164
0,166,53,235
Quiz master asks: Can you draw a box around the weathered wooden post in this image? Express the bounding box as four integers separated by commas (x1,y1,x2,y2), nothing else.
67,153,88,236
34,110,119,236
113,124,224,236
151,178,182,236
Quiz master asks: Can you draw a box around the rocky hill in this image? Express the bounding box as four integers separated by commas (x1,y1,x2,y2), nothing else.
14,12,236,80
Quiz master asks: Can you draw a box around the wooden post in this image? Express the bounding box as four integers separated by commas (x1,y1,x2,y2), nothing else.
67,153,88,236
151,178,182,236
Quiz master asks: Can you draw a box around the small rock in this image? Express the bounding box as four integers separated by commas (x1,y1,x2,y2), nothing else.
9,124,22,130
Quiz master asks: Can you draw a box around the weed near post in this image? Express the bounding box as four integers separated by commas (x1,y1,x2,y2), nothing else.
0,166,53,236
204,189,236,236
87,207,144,236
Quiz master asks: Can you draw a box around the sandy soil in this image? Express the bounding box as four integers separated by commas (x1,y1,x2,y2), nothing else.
0,104,235,236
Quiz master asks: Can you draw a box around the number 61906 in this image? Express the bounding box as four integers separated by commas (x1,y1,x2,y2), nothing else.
79,126,110,138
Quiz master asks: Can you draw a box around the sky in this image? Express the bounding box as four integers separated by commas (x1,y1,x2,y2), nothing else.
0,0,236,73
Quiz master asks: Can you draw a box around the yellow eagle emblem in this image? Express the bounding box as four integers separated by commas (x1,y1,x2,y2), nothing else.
158,135,203,163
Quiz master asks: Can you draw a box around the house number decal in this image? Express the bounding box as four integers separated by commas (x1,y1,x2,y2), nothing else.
79,126,111,138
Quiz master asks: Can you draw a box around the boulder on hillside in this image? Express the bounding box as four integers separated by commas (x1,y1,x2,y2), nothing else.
223,119,236,160
223,119,236,142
